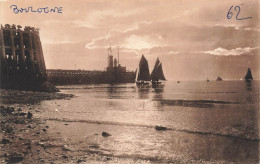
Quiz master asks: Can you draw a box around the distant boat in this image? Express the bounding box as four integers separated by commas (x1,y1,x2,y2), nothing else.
151,58,166,85
177,81,180,83
216,77,223,81
206,78,209,82
136,55,151,85
244,67,253,82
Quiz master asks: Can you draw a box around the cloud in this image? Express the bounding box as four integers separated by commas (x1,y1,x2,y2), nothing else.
44,40,77,45
122,21,152,33
83,20,156,50
85,33,112,49
71,20,97,29
203,47,257,56
122,35,159,50
70,8,145,29
121,49,139,56
168,51,180,55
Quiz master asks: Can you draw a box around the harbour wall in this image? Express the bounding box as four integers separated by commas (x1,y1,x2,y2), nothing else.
0,24,48,90
46,69,136,85
0,24,135,89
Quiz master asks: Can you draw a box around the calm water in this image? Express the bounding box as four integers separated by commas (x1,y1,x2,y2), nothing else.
37,81,260,163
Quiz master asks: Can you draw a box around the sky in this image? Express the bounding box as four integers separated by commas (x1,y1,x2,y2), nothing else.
0,0,259,80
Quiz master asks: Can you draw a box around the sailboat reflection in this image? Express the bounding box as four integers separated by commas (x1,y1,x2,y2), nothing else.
135,81,151,99
152,84,165,100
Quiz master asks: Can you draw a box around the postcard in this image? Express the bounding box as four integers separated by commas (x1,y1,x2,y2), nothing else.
0,0,259,163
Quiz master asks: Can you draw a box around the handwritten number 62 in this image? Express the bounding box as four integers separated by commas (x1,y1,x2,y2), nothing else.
227,5,252,20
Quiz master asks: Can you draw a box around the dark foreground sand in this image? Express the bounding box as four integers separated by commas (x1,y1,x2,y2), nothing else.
0,89,79,163
0,89,153,163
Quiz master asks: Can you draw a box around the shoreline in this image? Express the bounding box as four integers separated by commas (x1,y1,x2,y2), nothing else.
0,89,74,105
0,89,155,163
1,84,258,163
0,105,64,163
0,106,157,163
0,89,79,163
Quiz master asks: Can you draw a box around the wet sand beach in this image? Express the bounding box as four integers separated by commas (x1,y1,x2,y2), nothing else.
0,90,76,163
0,89,154,163
1,81,260,163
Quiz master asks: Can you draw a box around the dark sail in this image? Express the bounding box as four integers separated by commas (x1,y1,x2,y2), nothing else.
157,63,166,80
151,58,166,81
216,77,223,81
137,55,151,81
244,68,253,80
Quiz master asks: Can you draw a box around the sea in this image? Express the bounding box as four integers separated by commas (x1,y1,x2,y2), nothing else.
35,81,260,163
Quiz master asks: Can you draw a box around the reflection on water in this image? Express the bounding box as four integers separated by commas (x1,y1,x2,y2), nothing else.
152,84,165,100
245,81,255,103
40,81,260,163
136,85,151,99
136,84,165,100
106,85,122,99
246,81,253,91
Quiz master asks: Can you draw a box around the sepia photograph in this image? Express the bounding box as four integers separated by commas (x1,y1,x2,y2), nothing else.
0,0,259,163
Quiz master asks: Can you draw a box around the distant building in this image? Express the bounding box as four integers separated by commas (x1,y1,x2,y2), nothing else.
106,45,126,73
47,46,135,85
114,58,117,67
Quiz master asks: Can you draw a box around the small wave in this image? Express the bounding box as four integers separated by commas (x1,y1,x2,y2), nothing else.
58,85,135,90
175,129,259,142
157,99,239,108
188,92,236,94
47,118,154,128
46,118,258,141
83,86,136,89
58,88,82,90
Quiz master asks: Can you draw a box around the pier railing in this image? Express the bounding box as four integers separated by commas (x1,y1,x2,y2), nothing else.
46,69,135,85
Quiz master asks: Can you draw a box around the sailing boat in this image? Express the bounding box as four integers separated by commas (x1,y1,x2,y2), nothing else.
151,58,166,85
136,55,151,85
244,67,253,82
216,77,223,81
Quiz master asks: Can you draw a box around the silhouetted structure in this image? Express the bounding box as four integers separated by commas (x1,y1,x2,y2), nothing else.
106,45,126,73
46,69,135,85
0,24,47,90
216,77,223,81
151,58,166,85
244,68,253,82
136,55,151,85
47,46,135,85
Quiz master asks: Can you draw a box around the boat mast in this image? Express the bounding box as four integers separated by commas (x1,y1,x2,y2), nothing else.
117,46,119,66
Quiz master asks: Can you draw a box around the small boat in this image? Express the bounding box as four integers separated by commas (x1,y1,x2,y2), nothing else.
244,67,253,82
177,81,180,83
136,55,151,85
206,78,209,82
216,77,223,81
151,58,166,85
